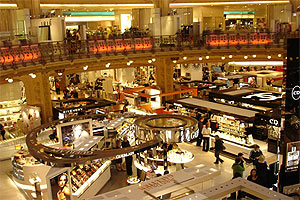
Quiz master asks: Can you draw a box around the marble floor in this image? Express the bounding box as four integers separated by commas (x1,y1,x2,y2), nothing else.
0,140,277,200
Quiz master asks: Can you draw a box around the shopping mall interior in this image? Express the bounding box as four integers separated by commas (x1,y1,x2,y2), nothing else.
0,0,299,199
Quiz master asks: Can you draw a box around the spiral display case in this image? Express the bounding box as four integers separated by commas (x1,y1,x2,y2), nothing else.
134,114,199,144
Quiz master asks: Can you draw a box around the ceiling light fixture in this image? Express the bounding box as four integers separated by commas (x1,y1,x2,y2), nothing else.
229,55,233,58
7,78,13,83
106,63,111,68
58,72,63,76
206,56,210,59
129,60,134,64
278,53,282,57
148,60,152,63
40,4,154,7
173,60,177,63
83,65,88,70
127,62,131,66
252,54,256,58
152,58,156,62
29,73,36,78
0,4,17,7
221,56,225,60
267,55,271,59
170,1,289,6
183,56,187,60
199,57,203,61
244,56,248,59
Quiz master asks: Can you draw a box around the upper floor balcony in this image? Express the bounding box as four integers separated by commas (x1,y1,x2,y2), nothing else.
0,32,297,77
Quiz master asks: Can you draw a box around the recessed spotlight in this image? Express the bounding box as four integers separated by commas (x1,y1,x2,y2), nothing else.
29,73,36,78
252,55,256,58
277,54,282,57
221,56,225,60
206,56,209,59
58,72,63,76
152,58,156,62
199,57,203,61
244,56,248,59
229,55,233,58
148,60,152,63
267,55,271,59
129,60,133,64
8,78,13,83
183,56,187,60
127,62,131,66
173,60,177,63
106,63,111,68
83,65,88,70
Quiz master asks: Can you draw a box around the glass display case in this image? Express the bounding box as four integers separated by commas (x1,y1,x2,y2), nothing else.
0,100,22,129
211,114,254,147
70,160,111,196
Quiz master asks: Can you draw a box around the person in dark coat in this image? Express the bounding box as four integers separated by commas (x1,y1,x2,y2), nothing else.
214,135,224,164
115,140,122,171
249,145,263,166
247,169,259,184
196,117,204,146
256,155,269,187
122,136,133,176
0,123,5,140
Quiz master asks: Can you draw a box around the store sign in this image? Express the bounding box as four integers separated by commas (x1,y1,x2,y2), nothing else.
292,85,300,101
182,129,199,142
242,92,282,101
115,151,134,159
269,118,280,127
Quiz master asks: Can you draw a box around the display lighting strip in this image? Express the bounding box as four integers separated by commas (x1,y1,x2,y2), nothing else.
170,1,289,6
40,4,154,7
65,16,115,22
0,3,17,7
228,61,283,66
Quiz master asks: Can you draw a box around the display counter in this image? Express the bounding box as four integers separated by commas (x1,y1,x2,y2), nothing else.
11,150,51,199
71,161,111,200
12,149,111,200
89,164,221,200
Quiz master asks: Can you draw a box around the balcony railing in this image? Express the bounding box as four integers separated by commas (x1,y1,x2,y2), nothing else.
0,32,293,71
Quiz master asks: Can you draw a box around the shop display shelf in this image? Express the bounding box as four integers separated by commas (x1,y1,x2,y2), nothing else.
71,160,111,197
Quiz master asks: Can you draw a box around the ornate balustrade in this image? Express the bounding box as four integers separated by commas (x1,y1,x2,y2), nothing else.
0,32,290,71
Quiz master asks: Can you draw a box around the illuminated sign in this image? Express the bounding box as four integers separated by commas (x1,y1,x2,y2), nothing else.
269,118,279,127
242,92,282,101
292,85,300,101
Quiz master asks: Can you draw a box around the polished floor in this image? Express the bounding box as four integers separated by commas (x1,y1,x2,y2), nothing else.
0,141,277,200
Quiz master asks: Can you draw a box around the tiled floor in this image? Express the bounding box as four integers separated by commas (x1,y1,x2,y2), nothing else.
0,141,276,200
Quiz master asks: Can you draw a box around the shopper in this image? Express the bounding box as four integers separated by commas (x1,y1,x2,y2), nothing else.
196,117,204,146
256,155,269,187
214,135,224,164
202,122,211,152
247,169,259,184
232,158,245,177
115,140,122,172
122,136,133,176
0,123,5,140
237,153,245,168
55,81,60,95
249,144,263,167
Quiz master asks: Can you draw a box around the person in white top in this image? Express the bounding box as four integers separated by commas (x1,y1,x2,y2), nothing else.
202,122,211,152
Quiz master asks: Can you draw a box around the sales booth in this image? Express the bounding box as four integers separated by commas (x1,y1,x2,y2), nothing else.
52,98,115,120
166,97,273,160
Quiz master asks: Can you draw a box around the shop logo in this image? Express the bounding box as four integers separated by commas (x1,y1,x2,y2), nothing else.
292,85,300,101
242,92,282,101
269,119,279,126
